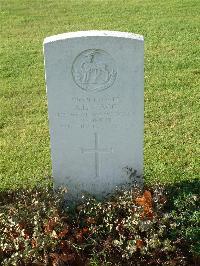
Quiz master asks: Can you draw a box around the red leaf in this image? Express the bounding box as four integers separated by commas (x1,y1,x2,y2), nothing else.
136,239,144,249
31,239,37,248
82,227,89,234
136,190,152,208
44,217,58,234
136,190,154,220
58,227,68,238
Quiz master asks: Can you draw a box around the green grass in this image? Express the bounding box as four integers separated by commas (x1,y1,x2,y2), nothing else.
0,0,199,190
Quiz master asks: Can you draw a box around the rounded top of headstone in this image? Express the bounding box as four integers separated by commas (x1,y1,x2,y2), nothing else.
44,30,144,44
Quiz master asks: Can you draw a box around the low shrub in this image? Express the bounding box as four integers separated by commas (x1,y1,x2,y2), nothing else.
0,180,199,265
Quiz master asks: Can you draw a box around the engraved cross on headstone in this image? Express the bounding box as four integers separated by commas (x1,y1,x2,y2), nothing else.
81,133,113,178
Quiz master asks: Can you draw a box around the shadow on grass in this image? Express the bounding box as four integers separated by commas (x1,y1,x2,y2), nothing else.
161,177,200,208
163,178,200,265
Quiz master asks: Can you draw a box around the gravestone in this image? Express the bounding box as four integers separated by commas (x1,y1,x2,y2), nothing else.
44,31,144,199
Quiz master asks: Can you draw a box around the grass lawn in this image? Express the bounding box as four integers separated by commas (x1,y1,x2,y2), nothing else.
0,0,199,190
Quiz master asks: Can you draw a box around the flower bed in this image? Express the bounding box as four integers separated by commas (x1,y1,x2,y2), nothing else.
0,180,199,265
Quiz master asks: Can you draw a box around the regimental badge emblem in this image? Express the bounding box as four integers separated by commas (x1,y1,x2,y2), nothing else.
72,49,117,92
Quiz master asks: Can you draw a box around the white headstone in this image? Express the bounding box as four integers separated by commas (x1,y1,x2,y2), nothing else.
44,31,144,199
